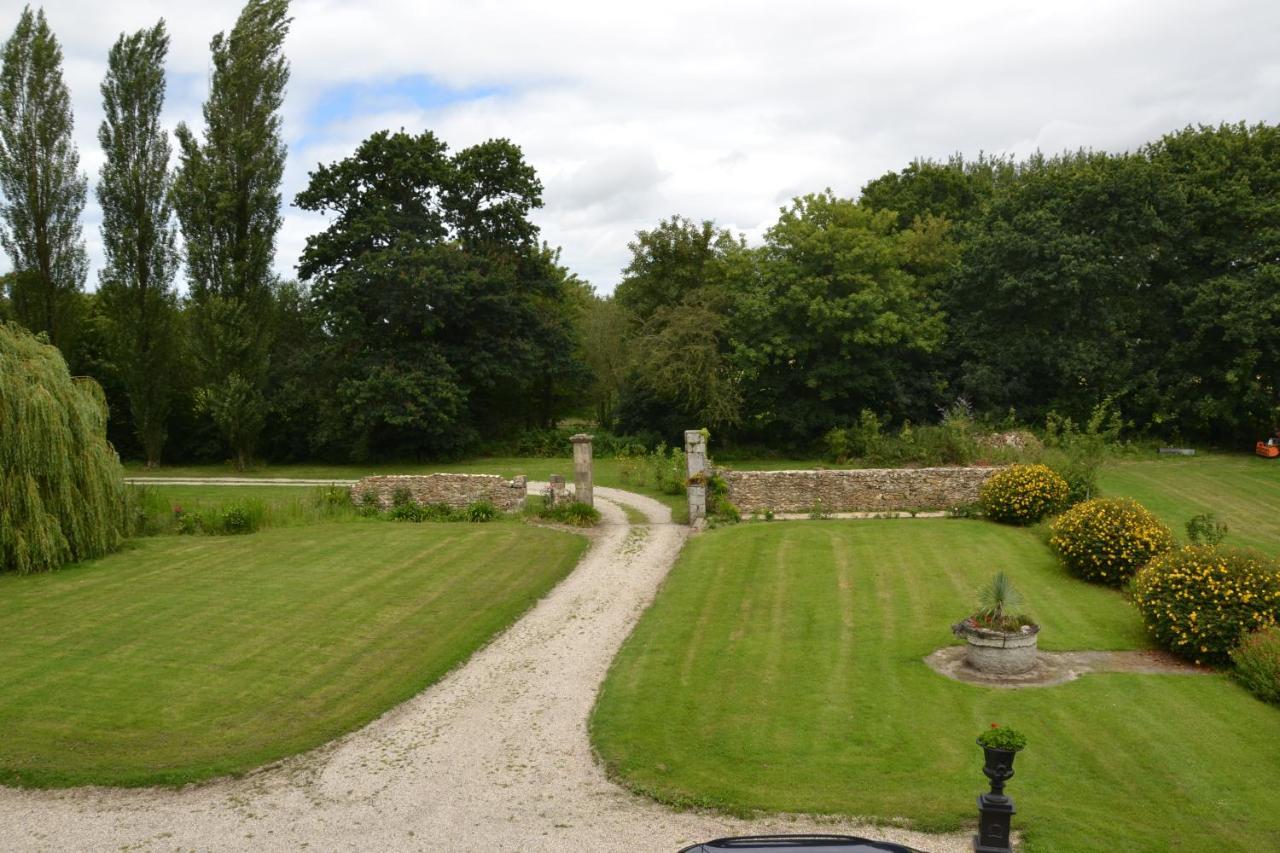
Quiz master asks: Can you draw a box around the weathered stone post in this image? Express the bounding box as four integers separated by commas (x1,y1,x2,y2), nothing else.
571,434,594,507
685,429,708,524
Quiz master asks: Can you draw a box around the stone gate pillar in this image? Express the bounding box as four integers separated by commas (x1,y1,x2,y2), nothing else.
685,429,707,524
571,433,594,507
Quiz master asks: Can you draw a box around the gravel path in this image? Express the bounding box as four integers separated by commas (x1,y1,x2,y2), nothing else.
0,487,969,853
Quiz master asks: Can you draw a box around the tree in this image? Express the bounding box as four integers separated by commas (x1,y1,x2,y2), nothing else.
612,216,748,438
578,295,630,426
732,192,946,442
1146,123,1280,441
613,216,743,322
96,21,179,468
948,151,1179,424
296,129,581,458
0,6,87,349
0,322,126,574
172,0,290,469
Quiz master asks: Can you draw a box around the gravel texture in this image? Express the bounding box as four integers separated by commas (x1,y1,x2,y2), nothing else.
0,486,970,853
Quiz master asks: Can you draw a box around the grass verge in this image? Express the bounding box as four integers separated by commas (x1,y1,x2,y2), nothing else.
591,520,1280,852
0,522,587,787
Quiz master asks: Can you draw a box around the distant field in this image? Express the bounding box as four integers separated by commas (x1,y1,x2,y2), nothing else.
124,457,719,523
592,520,1280,852
1098,453,1280,553
0,522,587,787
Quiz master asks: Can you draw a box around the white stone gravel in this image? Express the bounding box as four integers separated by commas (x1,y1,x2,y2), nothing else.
0,486,971,853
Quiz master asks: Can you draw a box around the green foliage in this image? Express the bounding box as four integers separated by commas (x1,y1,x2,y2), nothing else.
462,500,501,523
971,572,1031,631
529,498,601,527
0,6,88,349
95,20,180,468
388,501,427,523
1231,626,1280,705
1049,498,1174,586
295,128,586,457
979,464,1068,525
173,0,290,469
0,323,126,573
1186,512,1229,547
807,500,833,520
704,473,739,523
732,192,946,444
616,443,687,495
1133,546,1280,664
977,724,1028,752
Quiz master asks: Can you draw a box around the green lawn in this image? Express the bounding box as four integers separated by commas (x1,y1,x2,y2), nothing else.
1099,453,1280,554
591,521,1280,852
137,483,320,508
0,522,587,787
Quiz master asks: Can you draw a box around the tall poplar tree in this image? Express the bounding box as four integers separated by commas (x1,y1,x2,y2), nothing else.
173,0,290,469
97,21,179,468
0,6,88,349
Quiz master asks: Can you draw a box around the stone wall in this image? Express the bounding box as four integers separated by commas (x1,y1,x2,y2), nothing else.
352,474,528,511
720,467,997,513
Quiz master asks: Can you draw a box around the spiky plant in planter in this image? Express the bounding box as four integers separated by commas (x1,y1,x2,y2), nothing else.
953,573,1040,675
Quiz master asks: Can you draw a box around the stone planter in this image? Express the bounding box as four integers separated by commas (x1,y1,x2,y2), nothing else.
953,620,1040,675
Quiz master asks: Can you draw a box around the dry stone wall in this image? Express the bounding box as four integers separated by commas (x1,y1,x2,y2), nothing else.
352,474,528,511
720,467,997,513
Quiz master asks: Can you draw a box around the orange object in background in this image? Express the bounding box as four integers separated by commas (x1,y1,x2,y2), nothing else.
1257,441,1280,458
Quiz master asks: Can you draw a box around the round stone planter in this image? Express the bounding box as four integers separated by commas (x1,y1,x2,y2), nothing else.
953,620,1040,675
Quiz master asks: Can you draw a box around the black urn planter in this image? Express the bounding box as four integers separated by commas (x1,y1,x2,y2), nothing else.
975,741,1019,853
979,743,1017,795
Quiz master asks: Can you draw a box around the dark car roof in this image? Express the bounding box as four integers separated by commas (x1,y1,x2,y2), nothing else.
678,834,923,853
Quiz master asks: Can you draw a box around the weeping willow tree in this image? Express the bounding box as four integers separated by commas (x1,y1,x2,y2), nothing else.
0,322,126,573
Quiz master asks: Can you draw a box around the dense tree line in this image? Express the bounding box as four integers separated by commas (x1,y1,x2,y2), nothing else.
611,125,1280,448
0,2,591,467
1,2,1276,466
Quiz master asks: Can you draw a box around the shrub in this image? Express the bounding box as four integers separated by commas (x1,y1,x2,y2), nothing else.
358,489,382,517
391,487,415,508
175,509,204,535
463,500,501,523
1132,546,1280,664
215,502,263,535
388,501,426,522
421,502,459,522
1041,451,1098,508
1231,626,1280,704
1186,512,1228,546
979,464,1068,525
551,501,601,527
1049,498,1174,586
823,409,884,463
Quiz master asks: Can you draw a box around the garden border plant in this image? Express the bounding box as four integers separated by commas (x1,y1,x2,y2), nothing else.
1132,545,1280,665
1049,497,1173,587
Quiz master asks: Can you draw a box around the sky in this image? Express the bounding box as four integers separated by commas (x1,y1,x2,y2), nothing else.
5,0,1280,293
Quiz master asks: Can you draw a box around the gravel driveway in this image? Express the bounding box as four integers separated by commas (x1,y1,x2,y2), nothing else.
0,486,969,852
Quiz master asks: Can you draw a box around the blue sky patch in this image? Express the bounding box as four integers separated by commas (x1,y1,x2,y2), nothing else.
308,75,507,128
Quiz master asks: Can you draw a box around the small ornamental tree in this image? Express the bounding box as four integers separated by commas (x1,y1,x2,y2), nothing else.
0,322,126,573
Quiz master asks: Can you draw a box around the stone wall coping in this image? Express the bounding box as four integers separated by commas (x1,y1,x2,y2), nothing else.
720,466,998,475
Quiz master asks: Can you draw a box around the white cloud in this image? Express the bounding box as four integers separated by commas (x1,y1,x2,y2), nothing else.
2,0,1278,291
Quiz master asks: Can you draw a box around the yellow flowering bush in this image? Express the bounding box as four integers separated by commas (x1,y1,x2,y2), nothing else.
1132,546,1280,664
979,464,1068,525
1049,498,1173,586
